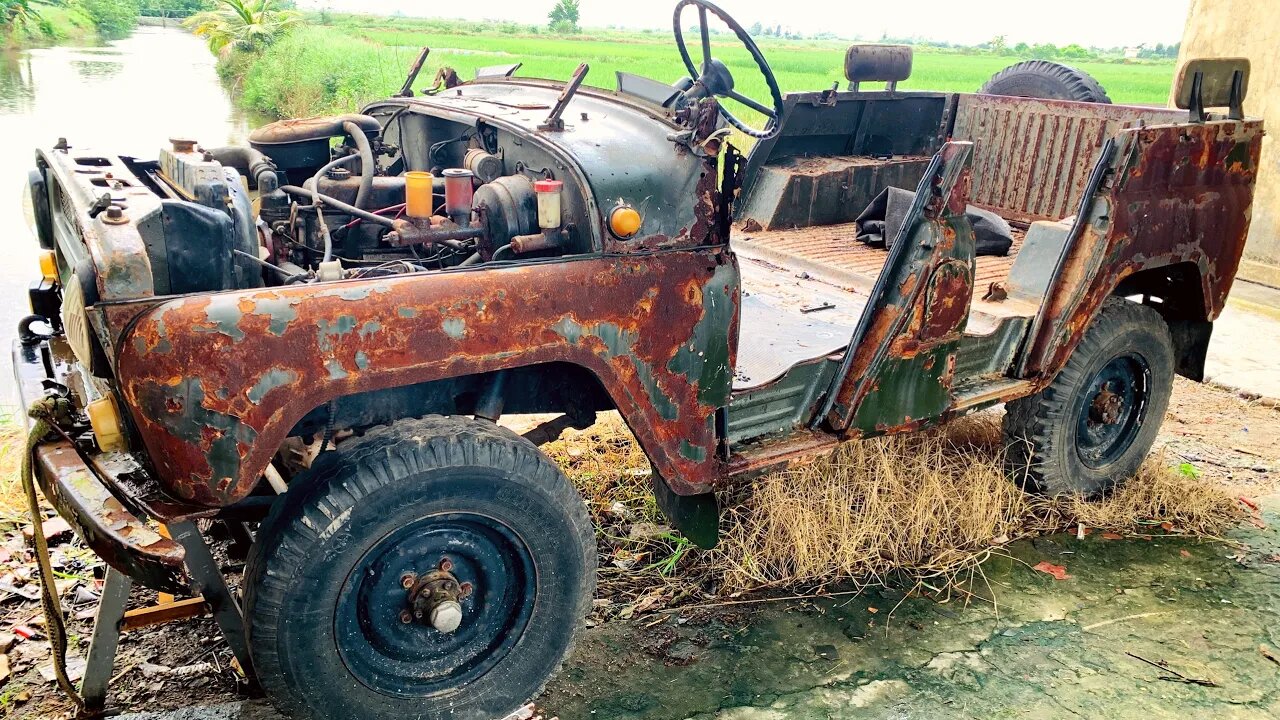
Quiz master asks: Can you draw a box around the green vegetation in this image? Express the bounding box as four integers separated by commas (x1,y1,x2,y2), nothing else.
1,1,97,45
222,13,1178,121
79,0,138,39
547,0,579,34
186,0,298,54
140,0,214,17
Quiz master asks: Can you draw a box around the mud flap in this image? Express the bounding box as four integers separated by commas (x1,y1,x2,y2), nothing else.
652,473,720,550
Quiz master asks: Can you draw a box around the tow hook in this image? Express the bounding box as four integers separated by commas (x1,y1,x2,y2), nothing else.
400,558,473,633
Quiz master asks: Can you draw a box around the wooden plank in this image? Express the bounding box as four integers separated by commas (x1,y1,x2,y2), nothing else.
121,597,209,632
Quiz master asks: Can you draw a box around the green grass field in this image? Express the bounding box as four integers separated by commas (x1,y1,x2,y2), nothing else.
234,15,1177,121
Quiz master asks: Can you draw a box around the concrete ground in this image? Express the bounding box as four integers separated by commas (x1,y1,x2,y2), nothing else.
117,500,1280,720
1206,280,1280,401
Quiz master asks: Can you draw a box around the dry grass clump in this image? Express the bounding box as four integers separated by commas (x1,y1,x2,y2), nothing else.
717,416,1024,590
0,418,27,522
545,412,1244,606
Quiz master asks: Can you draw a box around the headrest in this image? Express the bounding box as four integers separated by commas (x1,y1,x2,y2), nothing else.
845,44,913,84
1174,57,1250,110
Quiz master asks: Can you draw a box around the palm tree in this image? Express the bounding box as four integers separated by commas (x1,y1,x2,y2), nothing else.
2,0,44,33
185,0,299,54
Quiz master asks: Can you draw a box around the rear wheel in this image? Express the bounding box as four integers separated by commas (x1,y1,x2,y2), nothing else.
979,60,1112,104
243,416,596,720
1003,298,1174,497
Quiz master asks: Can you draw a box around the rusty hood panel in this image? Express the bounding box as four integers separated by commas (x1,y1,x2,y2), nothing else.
115,251,740,506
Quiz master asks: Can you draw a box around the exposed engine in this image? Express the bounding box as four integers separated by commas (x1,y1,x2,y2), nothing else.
133,110,576,294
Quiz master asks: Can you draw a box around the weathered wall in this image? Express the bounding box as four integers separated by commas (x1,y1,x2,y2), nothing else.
1179,0,1280,287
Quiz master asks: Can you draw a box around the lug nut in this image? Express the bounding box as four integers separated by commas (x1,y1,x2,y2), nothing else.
400,573,417,589
399,610,413,624
439,558,453,572
458,582,473,598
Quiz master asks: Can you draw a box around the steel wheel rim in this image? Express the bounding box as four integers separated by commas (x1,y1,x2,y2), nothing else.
1076,353,1151,469
334,511,536,698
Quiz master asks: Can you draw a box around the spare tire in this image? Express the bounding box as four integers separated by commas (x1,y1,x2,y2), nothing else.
979,60,1112,104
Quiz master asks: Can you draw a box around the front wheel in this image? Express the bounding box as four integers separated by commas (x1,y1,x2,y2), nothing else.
243,416,596,720
1003,298,1175,498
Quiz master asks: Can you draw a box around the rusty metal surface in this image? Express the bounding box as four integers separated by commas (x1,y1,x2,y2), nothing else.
952,94,1186,224
115,251,740,506
820,141,976,435
731,221,1021,293
723,428,840,481
39,147,164,302
33,441,189,594
1021,119,1263,378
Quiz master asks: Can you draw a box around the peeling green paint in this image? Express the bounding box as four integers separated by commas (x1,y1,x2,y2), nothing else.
317,315,358,352
247,367,299,404
134,378,257,495
553,316,679,421
679,439,707,462
442,317,466,340
326,359,349,380
316,284,391,301
667,263,737,407
359,320,382,338
252,295,301,336
354,351,370,370
196,298,245,342
397,307,419,318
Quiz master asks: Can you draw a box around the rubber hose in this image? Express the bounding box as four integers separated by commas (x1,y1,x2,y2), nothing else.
343,120,376,211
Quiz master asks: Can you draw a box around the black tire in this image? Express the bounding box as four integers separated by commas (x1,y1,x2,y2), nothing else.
1003,298,1174,497
980,60,1112,104
243,416,596,720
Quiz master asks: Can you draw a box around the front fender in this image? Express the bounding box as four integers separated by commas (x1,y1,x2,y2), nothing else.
116,251,740,507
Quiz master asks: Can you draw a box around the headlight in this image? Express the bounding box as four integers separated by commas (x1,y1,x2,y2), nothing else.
62,272,96,369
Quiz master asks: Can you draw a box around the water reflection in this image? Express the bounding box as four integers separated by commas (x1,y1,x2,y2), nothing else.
0,52,36,115
0,26,265,411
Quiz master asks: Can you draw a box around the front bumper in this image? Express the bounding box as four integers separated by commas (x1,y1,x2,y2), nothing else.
13,339,190,594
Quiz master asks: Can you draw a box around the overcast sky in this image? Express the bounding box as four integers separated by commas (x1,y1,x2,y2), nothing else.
299,0,1192,47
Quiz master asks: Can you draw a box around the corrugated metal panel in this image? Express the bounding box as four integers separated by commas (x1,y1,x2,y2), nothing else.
953,95,1185,223
732,221,1025,288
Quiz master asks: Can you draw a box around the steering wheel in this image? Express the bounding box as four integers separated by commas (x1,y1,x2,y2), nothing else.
673,0,785,139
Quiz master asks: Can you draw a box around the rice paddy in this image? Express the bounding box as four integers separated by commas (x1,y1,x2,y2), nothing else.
231,15,1178,120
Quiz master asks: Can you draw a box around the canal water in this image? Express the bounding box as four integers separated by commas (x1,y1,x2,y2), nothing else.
0,25,261,412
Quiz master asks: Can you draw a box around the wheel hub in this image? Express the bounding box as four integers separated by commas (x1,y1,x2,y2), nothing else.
1088,386,1124,426
400,558,474,633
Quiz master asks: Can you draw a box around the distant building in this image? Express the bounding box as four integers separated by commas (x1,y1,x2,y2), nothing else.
1179,0,1280,287
1124,46,1142,59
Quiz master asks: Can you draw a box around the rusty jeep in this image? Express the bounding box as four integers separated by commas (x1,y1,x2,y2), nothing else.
15,2,1261,717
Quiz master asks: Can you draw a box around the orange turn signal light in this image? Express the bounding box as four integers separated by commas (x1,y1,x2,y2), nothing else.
609,205,642,239
38,250,58,283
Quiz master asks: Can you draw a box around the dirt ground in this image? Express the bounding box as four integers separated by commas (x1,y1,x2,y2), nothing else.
1,378,1276,719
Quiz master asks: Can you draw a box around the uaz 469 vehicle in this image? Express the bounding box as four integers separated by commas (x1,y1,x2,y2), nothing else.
16,3,1260,718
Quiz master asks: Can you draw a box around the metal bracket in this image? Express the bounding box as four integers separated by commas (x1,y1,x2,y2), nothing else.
539,63,590,131
1188,71,1206,124
393,46,430,98
76,522,255,716
1185,69,1243,123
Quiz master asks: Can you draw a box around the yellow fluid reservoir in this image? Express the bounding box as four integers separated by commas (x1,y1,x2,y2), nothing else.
405,171,434,218
87,396,127,453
